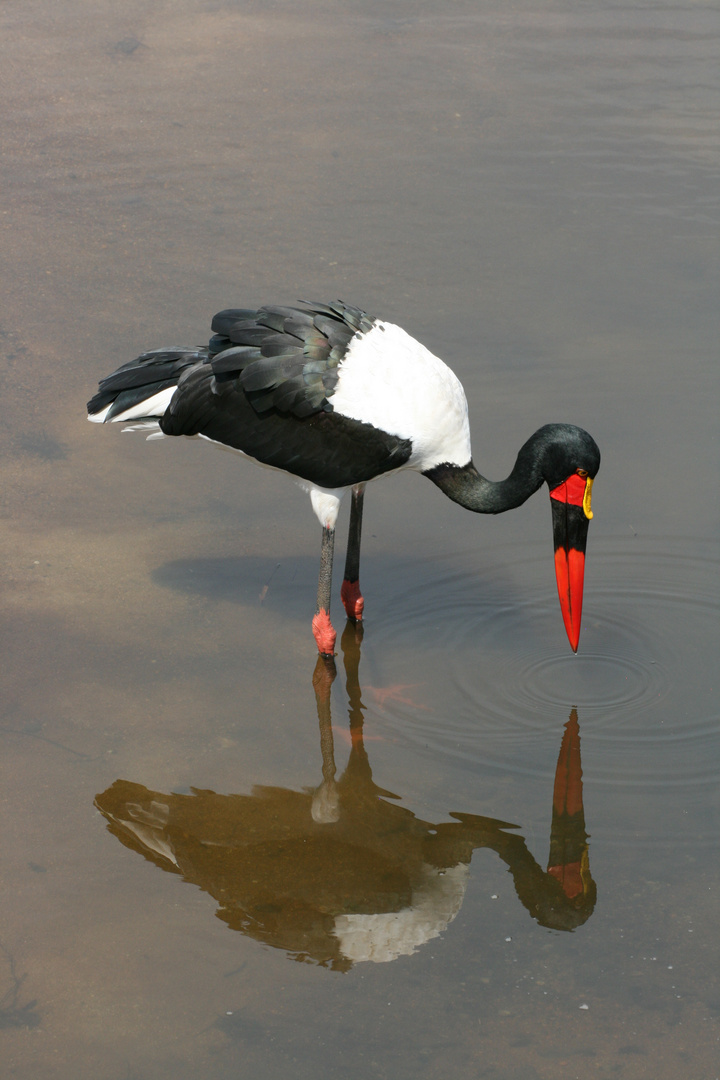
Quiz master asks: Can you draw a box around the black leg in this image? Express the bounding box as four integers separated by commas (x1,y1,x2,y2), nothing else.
341,484,365,620
312,525,337,657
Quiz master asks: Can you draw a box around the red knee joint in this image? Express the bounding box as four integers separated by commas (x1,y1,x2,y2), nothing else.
312,609,337,656
341,579,364,621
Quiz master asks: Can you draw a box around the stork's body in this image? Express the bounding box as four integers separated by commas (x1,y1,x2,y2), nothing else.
88,301,600,656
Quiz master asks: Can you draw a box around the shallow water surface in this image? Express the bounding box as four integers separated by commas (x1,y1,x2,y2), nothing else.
2,1,718,1078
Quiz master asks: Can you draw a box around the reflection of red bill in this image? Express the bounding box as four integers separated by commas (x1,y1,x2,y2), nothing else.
553,707,583,818
548,860,584,900
548,710,589,900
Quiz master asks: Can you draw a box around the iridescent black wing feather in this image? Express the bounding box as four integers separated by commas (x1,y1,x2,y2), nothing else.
87,347,208,420
160,363,412,490
205,301,369,418
88,302,412,488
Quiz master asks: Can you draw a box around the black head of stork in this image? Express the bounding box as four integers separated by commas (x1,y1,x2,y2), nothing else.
423,422,600,653
87,300,600,657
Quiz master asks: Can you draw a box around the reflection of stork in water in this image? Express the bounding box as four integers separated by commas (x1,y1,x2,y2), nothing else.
95,625,596,970
311,627,596,939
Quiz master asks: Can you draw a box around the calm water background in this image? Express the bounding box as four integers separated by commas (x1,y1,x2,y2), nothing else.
2,1,719,1077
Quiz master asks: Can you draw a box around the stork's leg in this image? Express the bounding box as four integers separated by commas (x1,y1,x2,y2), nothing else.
341,484,365,621
312,525,337,657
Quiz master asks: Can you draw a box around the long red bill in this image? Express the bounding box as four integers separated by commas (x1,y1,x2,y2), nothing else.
554,546,585,652
550,475,592,652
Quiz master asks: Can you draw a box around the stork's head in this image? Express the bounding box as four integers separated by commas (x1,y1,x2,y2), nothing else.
535,425,600,652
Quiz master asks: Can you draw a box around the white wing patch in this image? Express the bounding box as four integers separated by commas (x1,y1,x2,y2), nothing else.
87,403,111,423
331,321,472,471
87,386,177,425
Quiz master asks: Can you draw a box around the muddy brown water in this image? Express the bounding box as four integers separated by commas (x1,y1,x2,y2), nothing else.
2,2,718,1077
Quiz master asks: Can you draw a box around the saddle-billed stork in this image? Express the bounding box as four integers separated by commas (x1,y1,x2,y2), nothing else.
88,300,600,657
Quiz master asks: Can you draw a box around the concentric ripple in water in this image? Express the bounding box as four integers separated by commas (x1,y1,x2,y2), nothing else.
364,537,719,796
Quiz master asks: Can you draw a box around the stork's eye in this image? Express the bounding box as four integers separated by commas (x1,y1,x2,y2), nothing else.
576,469,589,479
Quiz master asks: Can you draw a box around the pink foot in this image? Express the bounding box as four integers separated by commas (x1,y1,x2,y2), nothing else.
341,579,364,621
312,609,337,657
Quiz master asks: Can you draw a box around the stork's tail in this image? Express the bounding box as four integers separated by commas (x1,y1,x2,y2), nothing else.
87,347,208,430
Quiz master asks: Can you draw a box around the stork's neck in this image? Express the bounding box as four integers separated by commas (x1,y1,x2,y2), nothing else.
423,440,544,515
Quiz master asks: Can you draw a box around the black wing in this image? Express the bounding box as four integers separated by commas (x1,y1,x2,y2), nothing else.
87,347,208,420
90,302,411,487
160,360,412,490
206,301,375,419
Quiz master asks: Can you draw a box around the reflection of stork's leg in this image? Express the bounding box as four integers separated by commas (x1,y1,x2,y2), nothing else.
341,619,365,749
339,621,379,796
311,655,340,824
312,655,337,785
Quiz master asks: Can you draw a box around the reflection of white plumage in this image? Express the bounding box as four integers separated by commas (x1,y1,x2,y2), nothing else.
333,862,469,964
88,300,600,655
